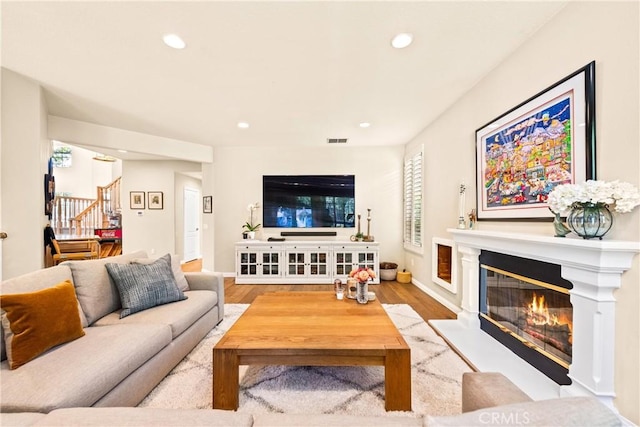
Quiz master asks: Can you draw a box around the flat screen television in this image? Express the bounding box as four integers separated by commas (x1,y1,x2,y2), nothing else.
263,175,355,228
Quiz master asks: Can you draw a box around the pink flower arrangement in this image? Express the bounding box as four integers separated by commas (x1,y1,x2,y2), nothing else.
349,267,376,283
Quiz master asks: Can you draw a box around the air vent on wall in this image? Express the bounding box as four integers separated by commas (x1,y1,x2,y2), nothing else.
327,138,348,144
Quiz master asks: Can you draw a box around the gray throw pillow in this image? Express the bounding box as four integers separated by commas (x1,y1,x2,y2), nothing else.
105,254,187,318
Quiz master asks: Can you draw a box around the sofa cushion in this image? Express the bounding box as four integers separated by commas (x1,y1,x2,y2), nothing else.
105,255,187,319
253,414,423,426
0,412,47,426
132,254,189,292
94,290,217,339
1,265,85,362
425,396,621,427
0,323,171,413
462,372,532,412
64,250,147,325
35,407,253,426
0,280,85,369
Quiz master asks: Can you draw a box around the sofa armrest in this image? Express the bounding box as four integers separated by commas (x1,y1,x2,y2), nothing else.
426,396,621,427
462,372,532,412
184,272,225,319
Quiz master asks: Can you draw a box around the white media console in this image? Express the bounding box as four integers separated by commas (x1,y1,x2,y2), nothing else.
235,240,380,284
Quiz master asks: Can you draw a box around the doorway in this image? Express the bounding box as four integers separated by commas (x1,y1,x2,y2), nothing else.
183,187,200,262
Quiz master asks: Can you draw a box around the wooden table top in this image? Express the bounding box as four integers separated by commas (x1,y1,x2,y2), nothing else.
215,291,408,352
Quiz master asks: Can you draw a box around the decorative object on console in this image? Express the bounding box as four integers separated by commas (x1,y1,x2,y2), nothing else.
567,203,612,240
242,202,261,239
550,208,571,237
349,267,376,304
547,180,640,239
468,209,476,230
457,183,466,229
364,208,375,242
475,61,596,220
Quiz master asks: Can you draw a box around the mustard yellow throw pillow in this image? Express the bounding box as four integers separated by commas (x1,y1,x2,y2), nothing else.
0,280,85,369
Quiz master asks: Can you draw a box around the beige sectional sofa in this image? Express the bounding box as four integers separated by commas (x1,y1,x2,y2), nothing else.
0,256,622,426
0,251,224,413
0,372,622,426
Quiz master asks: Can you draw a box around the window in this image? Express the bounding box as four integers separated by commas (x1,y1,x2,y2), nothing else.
52,146,72,168
404,148,423,251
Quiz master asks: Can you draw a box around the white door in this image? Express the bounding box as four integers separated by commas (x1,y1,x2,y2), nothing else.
183,187,200,262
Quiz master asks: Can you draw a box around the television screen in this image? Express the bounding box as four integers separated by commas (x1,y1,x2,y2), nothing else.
263,175,355,228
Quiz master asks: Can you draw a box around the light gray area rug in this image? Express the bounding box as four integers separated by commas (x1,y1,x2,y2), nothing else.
139,304,471,418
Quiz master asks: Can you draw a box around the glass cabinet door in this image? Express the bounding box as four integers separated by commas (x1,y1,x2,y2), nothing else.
308,250,329,277
334,251,354,276
262,252,280,276
238,252,258,276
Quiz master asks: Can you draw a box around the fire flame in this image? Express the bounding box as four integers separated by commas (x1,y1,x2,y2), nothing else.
527,292,573,356
527,293,558,326
527,292,572,344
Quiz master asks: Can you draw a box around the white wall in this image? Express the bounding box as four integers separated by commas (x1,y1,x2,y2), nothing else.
121,160,201,259
404,2,639,422
0,69,51,278
212,145,405,274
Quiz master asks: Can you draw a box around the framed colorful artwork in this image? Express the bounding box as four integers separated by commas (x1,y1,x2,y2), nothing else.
475,61,596,220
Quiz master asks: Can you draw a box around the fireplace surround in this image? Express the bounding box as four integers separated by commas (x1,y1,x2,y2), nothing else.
430,229,639,414
479,250,573,385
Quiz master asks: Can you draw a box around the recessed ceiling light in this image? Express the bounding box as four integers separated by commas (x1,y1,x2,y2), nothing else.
163,34,186,49
117,149,128,153
391,33,413,49
359,122,371,128
237,122,250,129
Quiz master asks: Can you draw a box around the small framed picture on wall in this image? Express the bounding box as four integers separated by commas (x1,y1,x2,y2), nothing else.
203,196,212,214
148,192,164,210
130,191,145,209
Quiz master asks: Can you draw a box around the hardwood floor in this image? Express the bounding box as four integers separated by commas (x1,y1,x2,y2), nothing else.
182,259,456,322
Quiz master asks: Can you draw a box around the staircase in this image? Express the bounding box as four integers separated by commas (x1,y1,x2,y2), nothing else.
52,177,121,236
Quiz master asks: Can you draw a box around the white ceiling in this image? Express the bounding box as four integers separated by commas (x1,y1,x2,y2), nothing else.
2,1,568,156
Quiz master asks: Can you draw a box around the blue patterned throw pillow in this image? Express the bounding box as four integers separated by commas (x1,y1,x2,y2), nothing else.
105,254,187,318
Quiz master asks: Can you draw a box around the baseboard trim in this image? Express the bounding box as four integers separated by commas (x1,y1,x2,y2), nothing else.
412,277,462,314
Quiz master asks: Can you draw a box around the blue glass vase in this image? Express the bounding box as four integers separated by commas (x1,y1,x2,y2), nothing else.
567,203,613,240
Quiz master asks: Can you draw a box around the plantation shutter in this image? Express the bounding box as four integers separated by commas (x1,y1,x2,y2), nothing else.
404,150,423,250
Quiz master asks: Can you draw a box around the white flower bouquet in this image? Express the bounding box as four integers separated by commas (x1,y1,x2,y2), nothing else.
547,180,640,215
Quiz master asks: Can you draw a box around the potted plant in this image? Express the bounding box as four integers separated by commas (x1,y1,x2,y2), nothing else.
379,262,398,281
242,202,261,239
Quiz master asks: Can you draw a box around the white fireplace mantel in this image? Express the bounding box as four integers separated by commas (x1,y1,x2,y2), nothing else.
430,229,640,413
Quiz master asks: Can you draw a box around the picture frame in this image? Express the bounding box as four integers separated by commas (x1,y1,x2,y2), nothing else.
148,191,164,210
203,196,212,214
130,191,145,209
475,61,596,220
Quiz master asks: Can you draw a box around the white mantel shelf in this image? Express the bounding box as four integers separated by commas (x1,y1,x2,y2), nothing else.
448,229,640,272
430,229,640,416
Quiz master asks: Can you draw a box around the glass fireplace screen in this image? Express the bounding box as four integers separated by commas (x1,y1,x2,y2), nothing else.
481,265,573,368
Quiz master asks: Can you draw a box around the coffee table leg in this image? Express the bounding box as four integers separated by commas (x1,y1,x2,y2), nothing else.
213,347,239,410
385,347,412,411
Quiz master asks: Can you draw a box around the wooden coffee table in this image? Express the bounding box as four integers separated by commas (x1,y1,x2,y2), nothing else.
213,291,411,411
